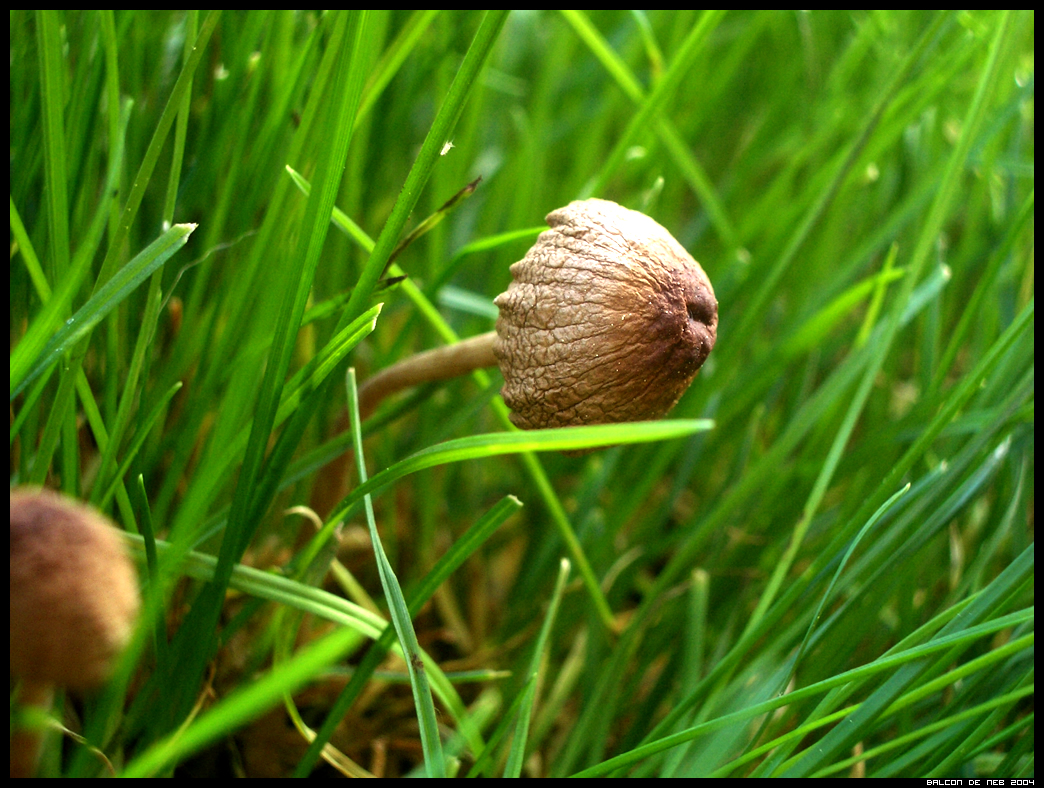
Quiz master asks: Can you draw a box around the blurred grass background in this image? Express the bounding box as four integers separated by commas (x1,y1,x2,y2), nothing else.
9,9,1033,778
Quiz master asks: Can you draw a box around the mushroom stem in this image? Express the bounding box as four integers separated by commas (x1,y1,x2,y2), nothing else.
357,330,497,419
10,681,54,779
311,332,497,517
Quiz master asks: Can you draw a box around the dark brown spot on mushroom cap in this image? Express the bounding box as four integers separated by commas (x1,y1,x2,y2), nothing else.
493,198,717,430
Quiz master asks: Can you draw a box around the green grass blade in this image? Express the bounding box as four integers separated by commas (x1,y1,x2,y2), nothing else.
11,223,196,399
504,558,570,776
346,368,446,777
340,10,510,327
328,420,714,526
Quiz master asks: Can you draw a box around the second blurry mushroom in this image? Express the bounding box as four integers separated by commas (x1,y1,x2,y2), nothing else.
9,488,140,778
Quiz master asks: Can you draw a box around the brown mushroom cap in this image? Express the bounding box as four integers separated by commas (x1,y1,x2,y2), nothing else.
493,198,717,430
10,488,140,691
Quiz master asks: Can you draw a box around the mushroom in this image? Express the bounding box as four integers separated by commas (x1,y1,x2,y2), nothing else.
357,198,717,428
9,488,141,778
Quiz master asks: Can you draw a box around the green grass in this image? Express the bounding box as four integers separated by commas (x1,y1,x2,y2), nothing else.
10,9,1033,778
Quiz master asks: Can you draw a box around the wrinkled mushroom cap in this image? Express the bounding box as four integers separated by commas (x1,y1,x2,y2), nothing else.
493,198,717,430
10,488,140,691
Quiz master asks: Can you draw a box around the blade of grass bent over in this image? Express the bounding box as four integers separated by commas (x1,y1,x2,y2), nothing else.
347,369,447,777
